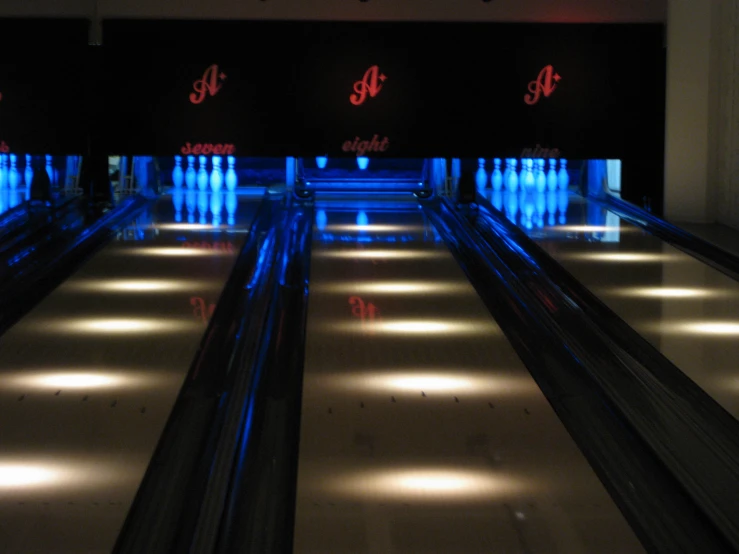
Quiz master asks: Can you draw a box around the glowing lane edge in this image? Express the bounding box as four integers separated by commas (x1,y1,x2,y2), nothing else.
604,286,721,299
320,467,528,501
61,278,220,293
319,319,496,336
2,369,179,392
561,252,685,263
114,247,235,257
660,321,739,336
0,458,132,491
544,225,632,233
310,281,472,295
313,249,448,260
305,371,536,397
323,224,427,233
39,318,199,334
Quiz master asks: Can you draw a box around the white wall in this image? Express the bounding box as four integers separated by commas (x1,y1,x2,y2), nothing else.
0,0,666,22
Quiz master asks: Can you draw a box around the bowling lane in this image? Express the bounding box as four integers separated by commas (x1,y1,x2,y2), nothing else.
0,189,261,554
293,197,644,554
484,189,739,420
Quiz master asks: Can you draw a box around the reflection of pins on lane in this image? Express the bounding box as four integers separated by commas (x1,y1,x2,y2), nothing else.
210,190,223,225
24,155,33,188
185,155,196,189
547,159,558,191
492,158,503,191
316,209,327,231
492,189,503,211
225,156,238,190
316,156,328,169
535,159,547,192
210,156,223,192
535,190,546,227
558,189,569,224
45,155,55,185
357,157,369,170
475,158,487,191
172,155,184,188
504,190,519,224
8,154,20,189
197,190,208,224
197,156,209,191
547,190,557,225
226,191,237,226
558,159,569,190
506,159,519,192
357,210,368,227
172,186,184,222
186,189,197,223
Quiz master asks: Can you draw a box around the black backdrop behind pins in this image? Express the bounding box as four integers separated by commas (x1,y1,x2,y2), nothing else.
101,20,665,162
0,19,90,155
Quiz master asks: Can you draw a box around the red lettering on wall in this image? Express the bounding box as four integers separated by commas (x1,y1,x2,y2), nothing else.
190,64,227,105
182,142,236,156
350,65,386,106
341,135,390,156
0,141,9,153
191,296,216,324
524,65,561,106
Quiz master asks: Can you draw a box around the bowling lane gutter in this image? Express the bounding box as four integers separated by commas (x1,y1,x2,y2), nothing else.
422,196,736,554
0,194,84,252
0,194,148,337
594,192,739,283
112,192,288,554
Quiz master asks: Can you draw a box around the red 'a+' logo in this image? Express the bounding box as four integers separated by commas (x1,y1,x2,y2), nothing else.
350,65,386,106
190,64,227,105
524,65,561,106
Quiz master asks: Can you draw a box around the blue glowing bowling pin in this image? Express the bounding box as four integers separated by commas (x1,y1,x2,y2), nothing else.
316,209,327,231
558,159,569,190
210,156,223,192
186,189,196,223
172,155,184,188
24,155,33,189
535,159,547,193
357,210,368,227
357,157,369,170
210,190,223,226
522,191,535,230
45,155,55,185
172,186,184,222
522,159,535,192
225,156,238,191
316,156,328,169
491,158,503,191
197,156,209,191
185,155,196,189
547,159,558,191
0,155,7,189
197,190,208,224
226,190,237,225
475,158,487,191
8,154,20,189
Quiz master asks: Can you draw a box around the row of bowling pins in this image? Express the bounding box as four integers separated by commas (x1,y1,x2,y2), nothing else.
0,154,56,189
315,156,370,170
172,155,239,191
488,189,570,229
476,158,569,192
172,188,239,226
